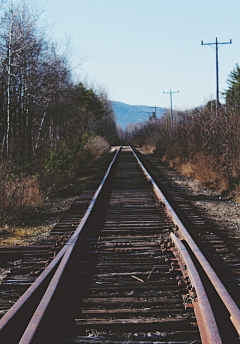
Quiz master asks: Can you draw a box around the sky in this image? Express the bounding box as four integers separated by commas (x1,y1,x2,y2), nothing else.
37,0,240,110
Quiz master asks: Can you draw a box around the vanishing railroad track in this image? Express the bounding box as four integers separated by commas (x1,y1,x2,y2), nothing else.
0,144,240,343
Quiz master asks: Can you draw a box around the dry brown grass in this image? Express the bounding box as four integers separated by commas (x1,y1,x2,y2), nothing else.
0,171,45,224
179,162,194,178
191,154,222,186
142,144,156,154
164,153,229,192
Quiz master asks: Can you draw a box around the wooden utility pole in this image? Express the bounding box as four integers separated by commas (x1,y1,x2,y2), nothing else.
201,37,232,116
163,89,179,128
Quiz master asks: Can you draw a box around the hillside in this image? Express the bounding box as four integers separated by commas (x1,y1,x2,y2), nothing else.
111,101,166,130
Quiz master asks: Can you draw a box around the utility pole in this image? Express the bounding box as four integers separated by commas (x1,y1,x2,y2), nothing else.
150,106,157,120
201,37,232,116
163,89,179,128
149,106,161,120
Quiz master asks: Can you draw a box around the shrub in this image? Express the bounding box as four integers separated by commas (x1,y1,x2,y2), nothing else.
131,103,240,195
84,136,110,156
0,165,44,224
42,135,110,190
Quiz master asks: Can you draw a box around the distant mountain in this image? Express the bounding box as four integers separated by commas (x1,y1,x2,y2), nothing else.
111,101,166,131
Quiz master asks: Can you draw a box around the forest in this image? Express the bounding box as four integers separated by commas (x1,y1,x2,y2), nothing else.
130,63,240,199
0,1,119,223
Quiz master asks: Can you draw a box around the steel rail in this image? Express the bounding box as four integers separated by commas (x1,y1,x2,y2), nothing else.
170,232,222,344
130,144,240,337
0,145,122,343
18,145,121,344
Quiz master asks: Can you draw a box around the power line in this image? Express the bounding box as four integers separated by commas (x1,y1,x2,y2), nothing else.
201,37,232,115
163,89,179,128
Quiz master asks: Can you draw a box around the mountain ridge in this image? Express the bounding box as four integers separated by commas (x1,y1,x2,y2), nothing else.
111,101,166,130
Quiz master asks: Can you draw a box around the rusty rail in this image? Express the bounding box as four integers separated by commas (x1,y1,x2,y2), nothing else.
171,232,221,344
130,143,240,337
0,146,122,343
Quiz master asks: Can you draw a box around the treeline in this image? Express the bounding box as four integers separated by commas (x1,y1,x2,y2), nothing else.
0,1,118,171
0,1,119,223
130,64,240,195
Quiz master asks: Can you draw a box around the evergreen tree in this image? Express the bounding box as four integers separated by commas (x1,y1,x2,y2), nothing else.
225,63,240,110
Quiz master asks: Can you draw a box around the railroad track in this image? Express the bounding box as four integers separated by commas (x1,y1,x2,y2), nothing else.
0,145,240,343
134,149,240,307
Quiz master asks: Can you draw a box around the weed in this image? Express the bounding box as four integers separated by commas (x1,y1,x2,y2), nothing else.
0,169,44,224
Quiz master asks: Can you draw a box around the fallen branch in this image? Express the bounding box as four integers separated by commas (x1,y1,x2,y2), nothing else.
131,275,144,283
147,265,156,280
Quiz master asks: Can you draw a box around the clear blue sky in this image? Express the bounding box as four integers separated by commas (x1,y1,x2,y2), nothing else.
38,0,240,110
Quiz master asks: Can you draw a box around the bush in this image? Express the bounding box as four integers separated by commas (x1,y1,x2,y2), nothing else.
131,103,240,195
0,165,44,224
44,142,76,175
42,135,110,190
84,136,110,156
